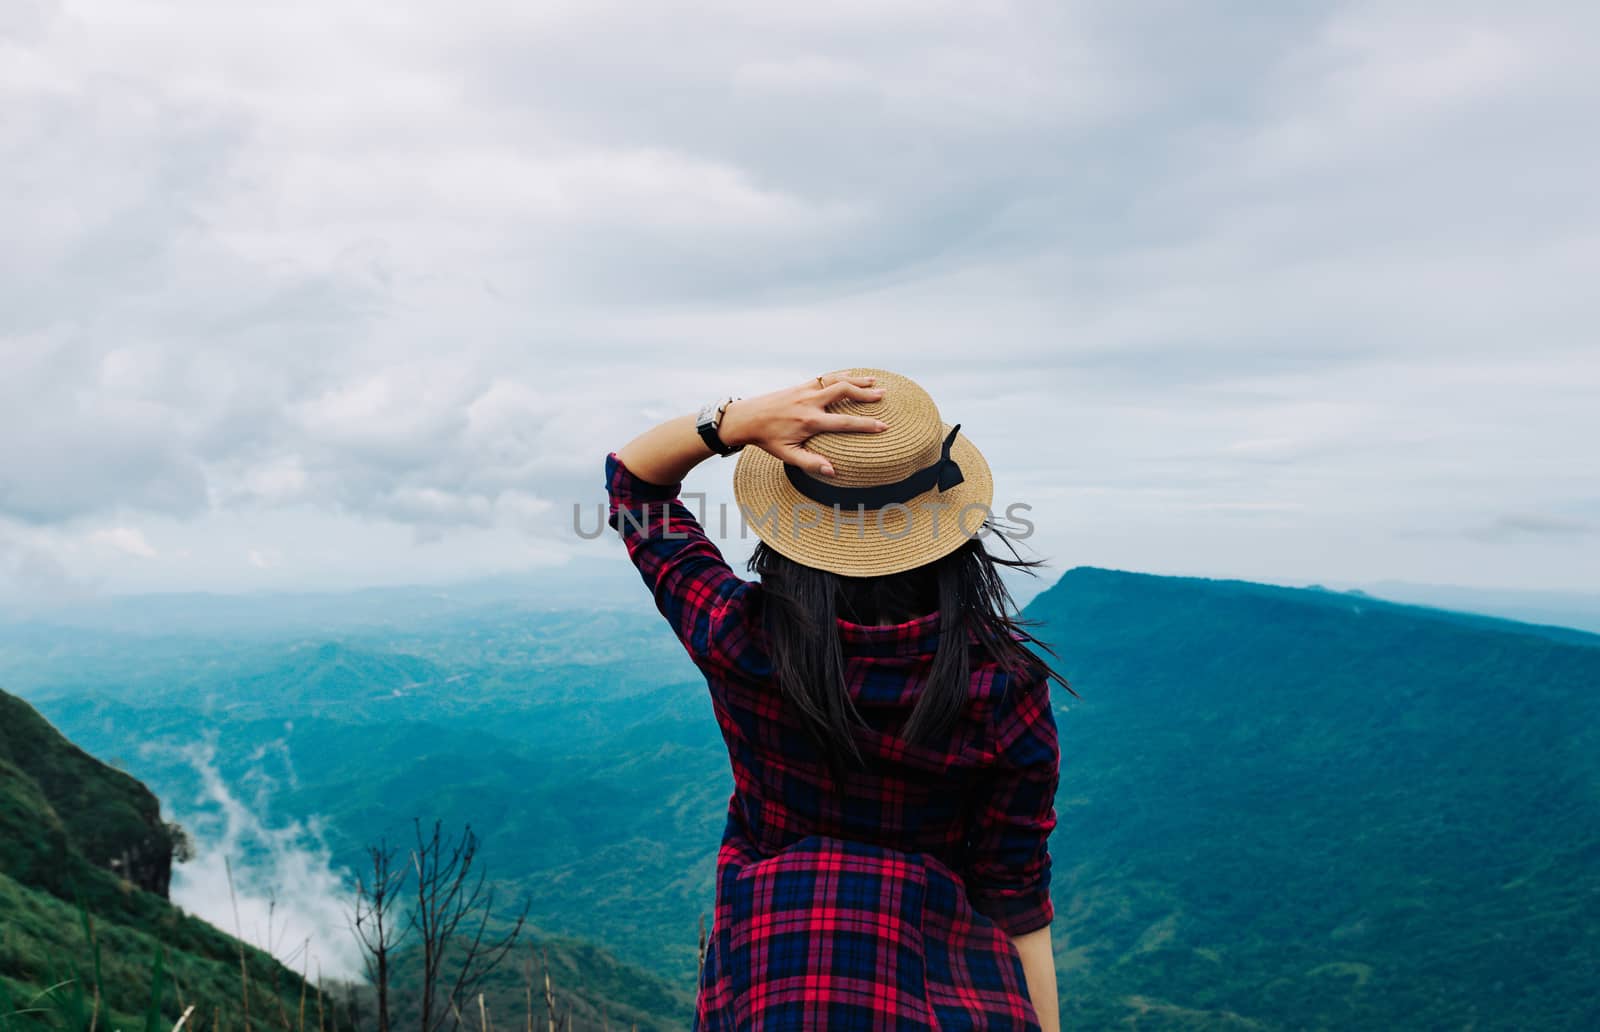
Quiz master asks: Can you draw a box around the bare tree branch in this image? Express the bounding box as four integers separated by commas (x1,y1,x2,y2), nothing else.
343,819,529,1032
350,837,411,1032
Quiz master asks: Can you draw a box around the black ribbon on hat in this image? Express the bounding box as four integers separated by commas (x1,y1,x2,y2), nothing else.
783,423,965,509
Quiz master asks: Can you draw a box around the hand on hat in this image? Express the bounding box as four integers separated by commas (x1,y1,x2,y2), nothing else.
719,374,889,477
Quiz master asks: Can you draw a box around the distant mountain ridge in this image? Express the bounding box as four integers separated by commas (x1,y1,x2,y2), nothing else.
1062,565,1600,648
1352,578,1600,635
1022,566,1600,1030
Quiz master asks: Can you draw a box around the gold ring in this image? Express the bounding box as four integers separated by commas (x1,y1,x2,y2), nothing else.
817,375,826,388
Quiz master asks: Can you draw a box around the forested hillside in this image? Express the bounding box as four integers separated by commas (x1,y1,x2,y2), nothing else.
1023,567,1600,1029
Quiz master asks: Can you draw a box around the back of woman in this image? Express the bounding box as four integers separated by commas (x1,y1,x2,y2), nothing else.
607,368,1066,1031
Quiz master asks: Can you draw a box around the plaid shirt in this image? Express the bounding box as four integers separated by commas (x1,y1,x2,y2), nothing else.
605,452,1059,1031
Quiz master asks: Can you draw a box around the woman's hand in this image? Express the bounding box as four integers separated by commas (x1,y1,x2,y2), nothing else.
613,373,888,487
719,373,888,477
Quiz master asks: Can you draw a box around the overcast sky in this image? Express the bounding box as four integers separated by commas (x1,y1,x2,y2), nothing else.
2,0,1597,605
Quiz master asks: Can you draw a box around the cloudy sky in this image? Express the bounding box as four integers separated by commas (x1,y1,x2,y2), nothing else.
2,0,1596,605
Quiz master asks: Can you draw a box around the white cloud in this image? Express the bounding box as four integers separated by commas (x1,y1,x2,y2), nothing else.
0,0,1596,595
160,742,366,983
89,527,158,558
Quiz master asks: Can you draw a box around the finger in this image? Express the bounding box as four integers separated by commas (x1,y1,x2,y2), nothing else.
776,444,835,477
815,373,878,390
819,381,886,405
812,413,889,434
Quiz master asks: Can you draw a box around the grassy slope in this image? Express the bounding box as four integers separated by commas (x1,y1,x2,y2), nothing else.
375,933,696,1032
0,869,329,1032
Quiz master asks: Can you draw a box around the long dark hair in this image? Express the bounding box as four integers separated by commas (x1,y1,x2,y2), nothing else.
747,529,1074,788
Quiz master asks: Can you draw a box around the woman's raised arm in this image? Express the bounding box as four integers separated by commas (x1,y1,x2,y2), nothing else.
614,373,887,487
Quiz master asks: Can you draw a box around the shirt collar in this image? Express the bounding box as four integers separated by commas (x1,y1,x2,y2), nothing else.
834,610,981,657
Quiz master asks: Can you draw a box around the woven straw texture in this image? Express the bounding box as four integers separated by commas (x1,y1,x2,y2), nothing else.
731,367,994,577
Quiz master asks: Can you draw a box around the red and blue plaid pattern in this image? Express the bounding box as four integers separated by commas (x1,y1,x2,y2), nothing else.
605,453,1059,1030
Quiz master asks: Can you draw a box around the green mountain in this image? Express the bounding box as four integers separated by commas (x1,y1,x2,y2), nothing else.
0,689,342,1032
1025,566,1600,1030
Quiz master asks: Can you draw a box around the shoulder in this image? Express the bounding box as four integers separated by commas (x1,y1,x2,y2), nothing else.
969,660,1055,759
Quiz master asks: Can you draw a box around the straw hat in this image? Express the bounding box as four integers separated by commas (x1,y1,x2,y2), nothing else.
731,368,994,577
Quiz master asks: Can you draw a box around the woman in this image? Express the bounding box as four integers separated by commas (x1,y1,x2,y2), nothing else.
607,368,1067,1031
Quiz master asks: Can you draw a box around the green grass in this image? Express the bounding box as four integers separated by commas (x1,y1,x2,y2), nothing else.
0,868,339,1032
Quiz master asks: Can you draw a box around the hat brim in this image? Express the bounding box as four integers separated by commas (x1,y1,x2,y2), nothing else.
731,424,995,578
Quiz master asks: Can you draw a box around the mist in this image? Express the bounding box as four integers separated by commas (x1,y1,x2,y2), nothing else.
163,742,368,983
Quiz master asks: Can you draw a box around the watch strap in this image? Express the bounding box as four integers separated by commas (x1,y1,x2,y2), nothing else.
696,396,743,456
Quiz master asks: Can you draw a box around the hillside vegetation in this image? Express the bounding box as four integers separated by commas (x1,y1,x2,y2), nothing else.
0,689,341,1032
1025,567,1600,1030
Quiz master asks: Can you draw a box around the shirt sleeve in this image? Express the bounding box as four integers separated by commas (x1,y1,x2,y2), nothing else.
604,451,758,677
964,669,1060,936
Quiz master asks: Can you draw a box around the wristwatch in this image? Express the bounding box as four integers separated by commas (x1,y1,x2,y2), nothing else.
695,396,744,456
